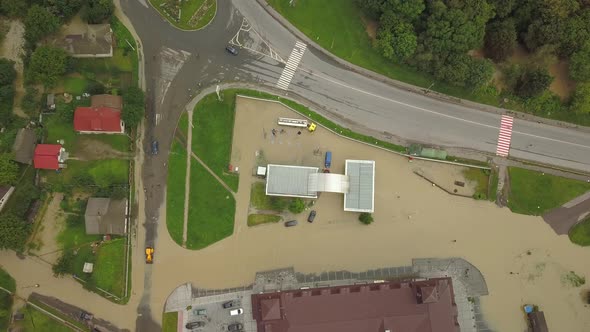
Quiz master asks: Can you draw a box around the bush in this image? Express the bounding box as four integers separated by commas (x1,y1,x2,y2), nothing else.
359,212,374,225
515,67,553,98
66,214,84,227
81,0,114,24
288,198,305,214
21,86,39,116
473,192,488,200
53,251,74,276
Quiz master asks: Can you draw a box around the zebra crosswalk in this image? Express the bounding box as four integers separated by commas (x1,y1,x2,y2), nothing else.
496,115,514,157
276,41,307,90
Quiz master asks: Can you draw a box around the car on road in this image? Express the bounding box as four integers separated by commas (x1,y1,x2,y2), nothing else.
307,210,316,223
145,247,154,264
284,220,298,227
228,323,244,331
229,308,244,316
79,311,93,321
222,300,235,309
151,140,159,155
185,321,205,329
225,45,239,55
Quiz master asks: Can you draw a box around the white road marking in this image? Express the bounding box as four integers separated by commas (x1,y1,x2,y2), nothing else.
229,18,284,63
295,67,590,150
496,115,514,157
276,42,307,90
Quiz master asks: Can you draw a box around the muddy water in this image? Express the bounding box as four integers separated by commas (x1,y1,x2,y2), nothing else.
147,98,590,331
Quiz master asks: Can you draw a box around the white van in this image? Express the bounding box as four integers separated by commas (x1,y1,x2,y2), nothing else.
230,308,244,316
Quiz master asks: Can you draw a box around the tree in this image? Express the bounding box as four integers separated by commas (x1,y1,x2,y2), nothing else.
0,153,18,186
465,58,495,89
122,86,145,128
570,83,590,114
376,21,417,62
359,213,374,225
0,58,16,86
488,0,516,19
515,67,553,98
43,0,83,21
0,0,28,17
484,19,517,61
570,42,590,82
288,198,305,214
24,5,60,44
53,251,74,276
27,46,68,88
355,0,386,18
21,86,40,116
0,214,30,251
81,0,114,24
381,0,425,22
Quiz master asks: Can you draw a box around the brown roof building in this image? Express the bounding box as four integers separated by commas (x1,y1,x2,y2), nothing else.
251,278,459,332
91,94,123,110
84,198,127,235
12,129,37,164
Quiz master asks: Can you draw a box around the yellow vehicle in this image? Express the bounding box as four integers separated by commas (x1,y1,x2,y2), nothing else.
307,122,316,132
145,247,154,264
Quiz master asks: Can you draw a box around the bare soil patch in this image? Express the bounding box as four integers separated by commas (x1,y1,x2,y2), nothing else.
0,20,26,118
75,137,132,160
548,60,575,100
29,193,65,264
360,15,378,41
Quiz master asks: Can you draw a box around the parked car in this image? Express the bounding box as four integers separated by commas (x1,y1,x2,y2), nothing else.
229,308,244,316
195,308,207,316
307,210,316,223
222,300,235,309
151,140,159,155
225,45,239,55
79,311,93,321
228,323,244,331
185,321,205,329
285,220,298,227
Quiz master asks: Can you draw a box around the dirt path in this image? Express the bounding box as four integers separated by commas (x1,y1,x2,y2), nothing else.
29,194,65,265
0,20,27,118
182,110,193,247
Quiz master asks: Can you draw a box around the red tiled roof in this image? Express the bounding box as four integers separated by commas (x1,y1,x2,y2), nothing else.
251,278,460,332
74,107,122,133
34,144,61,170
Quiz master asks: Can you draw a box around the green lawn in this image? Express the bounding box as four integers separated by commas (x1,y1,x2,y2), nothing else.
569,217,590,246
20,305,73,332
0,268,15,331
62,76,89,95
0,267,15,291
488,169,499,202
162,312,178,332
508,167,590,215
149,0,216,30
166,140,187,246
192,93,239,191
463,168,490,200
92,238,126,297
178,112,189,137
248,214,282,227
57,215,101,250
186,160,235,250
82,134,130,153
43,159,128,192
111,16,138,82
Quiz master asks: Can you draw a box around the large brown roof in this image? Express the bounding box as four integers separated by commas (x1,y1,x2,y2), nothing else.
84,198,127,235
251,278,459,332
12,129,37,164
91,94,123,110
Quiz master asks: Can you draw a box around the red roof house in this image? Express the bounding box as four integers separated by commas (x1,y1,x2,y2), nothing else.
34,144,65,170
74,107,124,134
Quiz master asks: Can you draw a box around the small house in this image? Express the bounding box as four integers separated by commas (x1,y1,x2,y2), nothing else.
84,198,127,235
74,107,125,134
12,128,37,164
33,144,67,170
90,94,122,110
47,93,55,110
53,23,113,58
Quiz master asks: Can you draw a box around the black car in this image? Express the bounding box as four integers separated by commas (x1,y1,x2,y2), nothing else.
285,220,298,227
151,140,159,155
228,323,244,331
307,210,316,223
222,300,235,309
225,45,239,55
186,321,205,329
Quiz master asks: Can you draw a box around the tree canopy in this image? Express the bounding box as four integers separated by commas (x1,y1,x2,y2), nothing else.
0,0,28,17
43,0,83,21
81,0,114,24
0,214,30,251
27,46,68,88
570,42,590,82
122,86,145,128
24,5,61,44
570,83,590,114
0,153,18,186
0,59,16,86
484,19,517,61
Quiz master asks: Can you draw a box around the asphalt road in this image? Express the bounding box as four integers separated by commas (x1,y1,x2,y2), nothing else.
118,0,590,330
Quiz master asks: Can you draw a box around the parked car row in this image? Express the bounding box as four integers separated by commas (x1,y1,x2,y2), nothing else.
284,210,317,227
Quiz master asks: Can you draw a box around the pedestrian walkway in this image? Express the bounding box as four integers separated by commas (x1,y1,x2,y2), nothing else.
276,41,306,90
496,115,514,157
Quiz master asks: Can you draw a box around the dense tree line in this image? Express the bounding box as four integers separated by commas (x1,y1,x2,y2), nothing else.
357,0,590,112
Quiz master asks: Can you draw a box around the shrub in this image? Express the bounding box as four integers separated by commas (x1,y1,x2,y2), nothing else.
288,198,305,214
359,213,374,225
53,251,74,276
